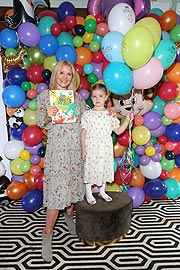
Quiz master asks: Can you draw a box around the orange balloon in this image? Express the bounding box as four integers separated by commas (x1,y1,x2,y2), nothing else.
172,116,180,123
38,157,44,169
76,16,85,25
23,172,35,189
161,10,178,31
6,181,27,200
165,63,180,83
169,167,180,182
159,143,166,156
129,168,145,187
6,106,18,117
75,47,92,66
113,142,126,158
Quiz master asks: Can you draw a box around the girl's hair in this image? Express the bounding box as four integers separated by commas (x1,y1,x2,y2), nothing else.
49,60,77,90
90,83,108,96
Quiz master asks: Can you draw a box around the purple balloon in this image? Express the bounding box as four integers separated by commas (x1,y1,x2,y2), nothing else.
30,154,41,165
24,142,43,155
18,22,41,47
134,0,151,21
36,82,49,94
11,175,24,182
91,62,103,80
151,152,162,162
127,187,145,208
154,144,162,153
135,145,145,155
143,112,162,130
22,99,30,109
78,89,90,100
140,154,150,166
151,124,166,138
100,0,134,22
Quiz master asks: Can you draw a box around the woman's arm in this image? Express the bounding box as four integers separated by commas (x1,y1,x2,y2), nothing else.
81,128,87,161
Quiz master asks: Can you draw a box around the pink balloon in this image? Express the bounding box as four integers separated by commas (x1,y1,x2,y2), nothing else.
133,57,163,89
87,0,101,16
164,103,180,120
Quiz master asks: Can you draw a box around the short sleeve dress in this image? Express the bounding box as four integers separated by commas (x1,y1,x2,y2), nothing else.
36,90,87,210
81,109,120,186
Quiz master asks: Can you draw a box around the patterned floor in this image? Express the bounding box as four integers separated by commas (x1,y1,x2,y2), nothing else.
0,198,180,270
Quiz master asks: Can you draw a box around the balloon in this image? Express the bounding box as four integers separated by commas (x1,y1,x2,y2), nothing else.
22,125,44,146
103,62,133,95
113,142,126,158
132,57,163,89
34,170,44,190
143,112,162,130
140,159,162,179
19,149,30,161
95,22,109,36
30,154,41,165
2,84,26,108
76,47,92,66
164,178,180,199
0,28,18,49
18,22,41,46
38,34,58,56
56,45,77,64
22,189,43,212
26,64,44,84
168,167,180,181
57,32,73,47
132,126,151,145
165,63,180,83
10,123,27,141
108,3,135,35
65,15,77,30
150,124,166,138
151,95,167,116
57,2,76,22
6,181,27,200
164,103,180,120
106,182,121,192
114,166,132,185
161,10,178,32
135,17,161,48
140,154,150,165
20,160,31,173
3,139,24,159
78,89,90,100
144,178,167,199
7,67,27,85
121,26,154,69
129,168,145,187
24,142,43,155
127,187,145,208
166,123,180,142
157,80,179,101
153,40,177,70
175,155,180,168
43,55,57,72
101,31,124,63
0,175,11,191
170,25,180,43
134,0,151,20
38,16,57,36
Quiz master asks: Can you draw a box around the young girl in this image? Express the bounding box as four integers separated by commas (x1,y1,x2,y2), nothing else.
81,83,133,205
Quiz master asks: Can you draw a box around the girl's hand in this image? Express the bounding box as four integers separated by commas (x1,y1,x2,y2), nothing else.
126,112,134,122
107,106,117,118
47,106,58,117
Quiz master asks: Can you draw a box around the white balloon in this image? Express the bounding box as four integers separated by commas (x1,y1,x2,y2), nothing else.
140,159,162,179
3,140,24,160
108,3,135,35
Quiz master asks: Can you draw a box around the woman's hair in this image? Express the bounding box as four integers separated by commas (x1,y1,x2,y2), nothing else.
49,60,77,90
90,83,108,96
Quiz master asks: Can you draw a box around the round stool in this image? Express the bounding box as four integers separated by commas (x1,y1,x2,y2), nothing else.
75,192,132,246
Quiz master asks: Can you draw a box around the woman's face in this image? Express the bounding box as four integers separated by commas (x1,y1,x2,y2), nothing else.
55,64,73,89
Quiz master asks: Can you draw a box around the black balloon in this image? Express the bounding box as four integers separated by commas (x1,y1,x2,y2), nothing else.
0,175,11,191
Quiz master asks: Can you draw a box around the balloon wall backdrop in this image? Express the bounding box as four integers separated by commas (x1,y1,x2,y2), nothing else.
1,0,180,212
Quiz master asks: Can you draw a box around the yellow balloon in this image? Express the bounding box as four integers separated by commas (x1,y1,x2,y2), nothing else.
10,157,24,175
132,126,151,145
43,55,57,71
106,182,121,192
23,108,36,126
135,17,161,48
19,150,30,161
85,15,96,21
121,26,154,69
145,146,156,156
76,71,80,90
83,32,94,43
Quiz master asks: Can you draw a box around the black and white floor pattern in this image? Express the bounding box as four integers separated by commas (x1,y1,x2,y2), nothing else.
1,198,180,270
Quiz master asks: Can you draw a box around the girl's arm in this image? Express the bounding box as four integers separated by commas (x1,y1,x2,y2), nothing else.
81,128,87,161
114,112,133,135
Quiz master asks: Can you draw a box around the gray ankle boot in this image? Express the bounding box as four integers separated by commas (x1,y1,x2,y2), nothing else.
42,231,53,262
64,213,76,235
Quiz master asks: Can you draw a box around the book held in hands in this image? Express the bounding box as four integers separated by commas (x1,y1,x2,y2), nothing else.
50,90,76,124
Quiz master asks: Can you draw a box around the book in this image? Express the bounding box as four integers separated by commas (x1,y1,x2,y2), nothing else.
49,90,76,124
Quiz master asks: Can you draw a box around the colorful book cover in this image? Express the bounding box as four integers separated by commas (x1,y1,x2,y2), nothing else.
49,90,76,124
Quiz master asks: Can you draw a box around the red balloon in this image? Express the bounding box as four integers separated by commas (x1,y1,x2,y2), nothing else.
65,15,77,30
117,130,130,147
158,134,168,144
92,51,104,63
174,142,180,155
38,10,58,22
74,64,83,76
22,125,43,146
27,64,44,84
59,21,69,32
51,23,61,37
114,166,132,185
157,80,179,101
95,13,105,24
34,170,44,190
159,170,169,180
77,75,91,91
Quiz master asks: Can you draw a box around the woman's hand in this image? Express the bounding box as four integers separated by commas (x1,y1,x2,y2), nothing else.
47,106,58,117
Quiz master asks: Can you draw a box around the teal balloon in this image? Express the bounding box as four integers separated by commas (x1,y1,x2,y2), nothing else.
151,95,167,116
114,158,118,173
164,178,180,199
38,16,56,36
149,8,163,16
103,62,133,95
57,32,73,47
153,40,177,70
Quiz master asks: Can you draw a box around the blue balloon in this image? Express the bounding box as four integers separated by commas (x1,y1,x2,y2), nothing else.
175,154,180,168
2,85,26,107
10,123,27,140
56,45,77,64
166,123,180,142
144,179,167,199
22,189,43,212
7,67,27,85
39,34,59,56
57,1,76,22
103,62,133,95
0,28,18,49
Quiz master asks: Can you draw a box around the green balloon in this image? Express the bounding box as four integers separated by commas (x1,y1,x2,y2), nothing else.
5,48,17,56
170,25,180,42
87,73,98,84
73,36,83,48
21,81,31,91
160,156,175,172
112,132,117,144
85,98,94,108
28,100,37,111
84,18,97,33
20,160,31,173
27,46,46,65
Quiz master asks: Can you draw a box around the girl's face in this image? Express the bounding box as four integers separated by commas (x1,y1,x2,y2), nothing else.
91,89,108,108
55,65,73,89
